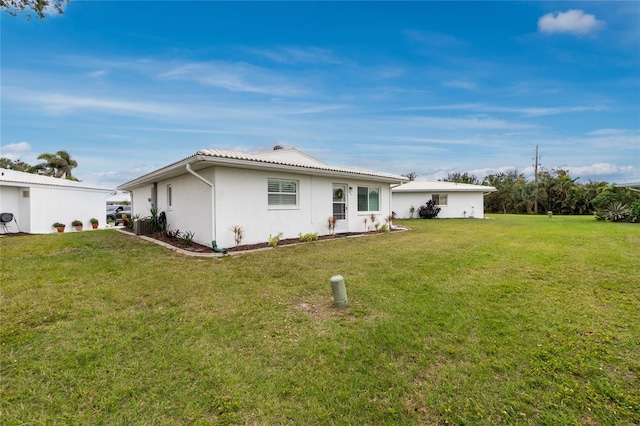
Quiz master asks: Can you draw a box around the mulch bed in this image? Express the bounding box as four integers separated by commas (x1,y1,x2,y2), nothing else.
120,226,395,254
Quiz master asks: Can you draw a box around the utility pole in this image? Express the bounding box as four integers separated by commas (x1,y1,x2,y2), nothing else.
534,145,540,214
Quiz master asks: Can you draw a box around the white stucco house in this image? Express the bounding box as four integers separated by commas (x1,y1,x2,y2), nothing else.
117,147,408,249
392,181,497,219
0,169,112,234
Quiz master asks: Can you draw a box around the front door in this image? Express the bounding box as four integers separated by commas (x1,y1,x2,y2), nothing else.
332,184,348,233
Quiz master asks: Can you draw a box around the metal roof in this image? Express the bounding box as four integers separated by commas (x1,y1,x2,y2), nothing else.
118,148,408,189
0,169,111,192
392,180,497,193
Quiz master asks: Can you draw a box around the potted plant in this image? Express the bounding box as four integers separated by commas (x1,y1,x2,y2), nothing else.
53,222,65,233
90,218,99,229
71,219,83,231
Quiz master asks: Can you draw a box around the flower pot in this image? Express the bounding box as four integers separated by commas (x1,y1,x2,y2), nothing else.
91,223,99,229
56,226,65,233
74,225,83,231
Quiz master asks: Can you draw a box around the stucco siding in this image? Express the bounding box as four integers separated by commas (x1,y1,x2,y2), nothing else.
0,186,22,232
393,192,486,219
126,165,395,248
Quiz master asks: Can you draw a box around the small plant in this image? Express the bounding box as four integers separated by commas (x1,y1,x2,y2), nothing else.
418,199,441,219
603,202,628,222
268,232,284,248
123,213,136,229
409,205,415,219
230,225,245,246
52,222,65,228
327,216,337,235
164,228,181,239
178,230,195,246
299,232,319,242
385,214,394,227
90,218,99,224
379,223,389,232
71,219,83,226
149,207,166,234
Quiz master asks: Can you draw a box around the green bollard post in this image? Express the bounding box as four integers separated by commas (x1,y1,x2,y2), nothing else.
330,275,348,308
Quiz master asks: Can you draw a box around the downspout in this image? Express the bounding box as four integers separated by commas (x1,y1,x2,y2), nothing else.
185,162,227,254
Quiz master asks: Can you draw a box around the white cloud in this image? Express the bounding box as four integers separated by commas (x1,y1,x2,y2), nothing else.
403,103,606,118
160,61,307,97
247,46,341,65
443,80,477,90
565,163,637,178
1,141,32,161
538,10,604,36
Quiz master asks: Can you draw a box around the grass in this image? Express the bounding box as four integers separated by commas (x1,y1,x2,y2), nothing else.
1,215,639,425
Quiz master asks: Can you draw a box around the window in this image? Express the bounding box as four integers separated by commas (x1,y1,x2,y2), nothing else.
167,185,172,209
268,179,298,207
357,186,380,212
22,190,30,198
432,194,448,206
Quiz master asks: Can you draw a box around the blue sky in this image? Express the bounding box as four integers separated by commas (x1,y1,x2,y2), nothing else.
2,1,639,189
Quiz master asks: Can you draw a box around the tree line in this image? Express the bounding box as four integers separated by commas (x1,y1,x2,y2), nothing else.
1,150,79,181
444,170,640,222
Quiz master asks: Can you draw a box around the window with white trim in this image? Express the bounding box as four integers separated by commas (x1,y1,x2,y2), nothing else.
432,194,448,206
268,179,298,207
357,186,380,212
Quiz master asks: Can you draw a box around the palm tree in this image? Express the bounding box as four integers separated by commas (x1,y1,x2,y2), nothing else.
36,150,78,180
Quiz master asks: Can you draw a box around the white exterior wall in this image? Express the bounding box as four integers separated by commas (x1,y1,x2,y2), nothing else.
1,184,110,233
0,186,22,232
393,192,486,219
29,186,111,233
128,165,395,248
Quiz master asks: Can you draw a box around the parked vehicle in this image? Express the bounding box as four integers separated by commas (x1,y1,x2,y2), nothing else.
106,205,131,223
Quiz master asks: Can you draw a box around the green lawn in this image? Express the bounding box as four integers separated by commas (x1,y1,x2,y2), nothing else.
2,215,639,425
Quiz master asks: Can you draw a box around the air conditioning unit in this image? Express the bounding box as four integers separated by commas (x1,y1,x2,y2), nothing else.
133,219,151,235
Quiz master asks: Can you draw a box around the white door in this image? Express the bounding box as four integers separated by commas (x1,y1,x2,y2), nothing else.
332,184,348,233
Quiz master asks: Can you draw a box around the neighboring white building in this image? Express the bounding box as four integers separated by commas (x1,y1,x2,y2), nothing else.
0,169,112,233
117,147,408,248
392,181,497,219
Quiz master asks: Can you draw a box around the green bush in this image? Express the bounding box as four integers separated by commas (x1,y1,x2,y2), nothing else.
628,200,640,223
418,199,441,219
299,233,319,242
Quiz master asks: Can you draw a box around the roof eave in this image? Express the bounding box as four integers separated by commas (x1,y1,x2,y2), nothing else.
117,155,407,190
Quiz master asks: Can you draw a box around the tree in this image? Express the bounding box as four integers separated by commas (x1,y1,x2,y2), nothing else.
402,172,417,181
443,172,480,185
0,157,34,172
1,0,69,19
482,169,525,214
35,150,78,180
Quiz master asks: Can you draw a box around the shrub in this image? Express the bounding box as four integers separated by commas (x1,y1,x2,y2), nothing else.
230,225,245,246
149,207,166,234
299,233,319,242
326,216,337,235
178,231,195,246
71,219,83,226
268,232,284,248
52,222,65,228
629,201,640,223
418,199,441,219
603,202,628,222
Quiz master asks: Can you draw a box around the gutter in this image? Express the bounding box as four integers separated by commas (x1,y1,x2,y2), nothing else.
185,161,227,254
